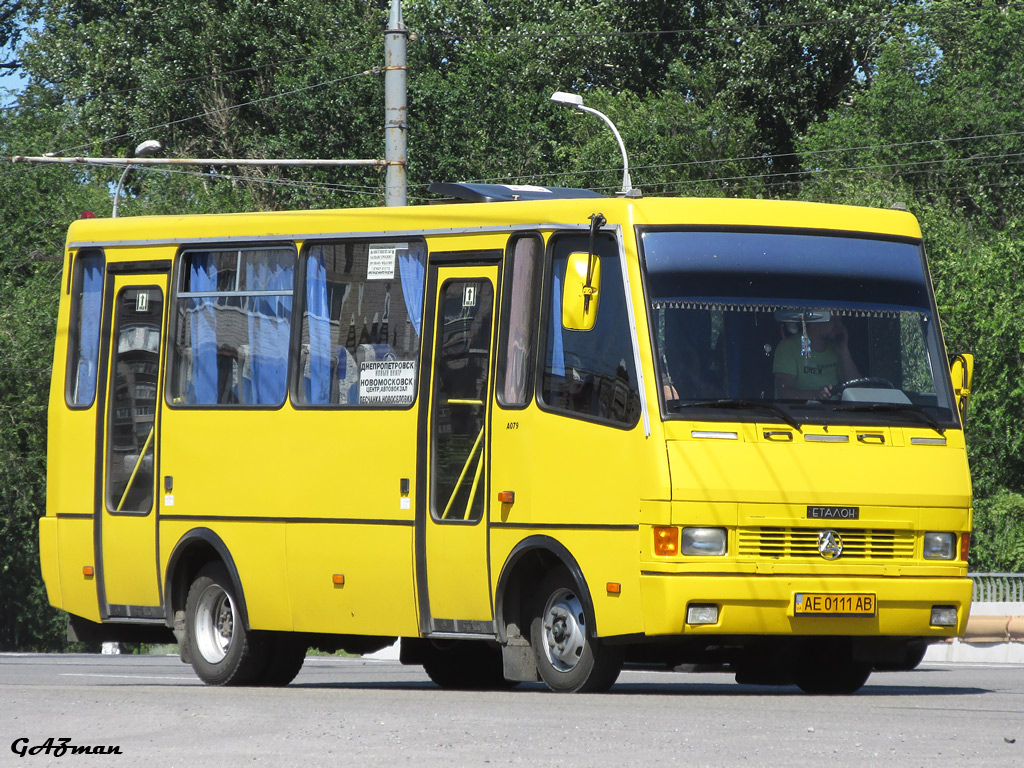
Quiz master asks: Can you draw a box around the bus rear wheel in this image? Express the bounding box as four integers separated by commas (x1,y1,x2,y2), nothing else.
529,567,622,693
184,563,266,686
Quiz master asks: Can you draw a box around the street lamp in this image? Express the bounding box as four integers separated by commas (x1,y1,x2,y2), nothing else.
550,91,639,197
112,140,162,217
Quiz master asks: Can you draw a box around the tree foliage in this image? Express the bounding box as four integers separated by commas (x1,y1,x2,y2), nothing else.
0,103,110,650
2,0,1023,649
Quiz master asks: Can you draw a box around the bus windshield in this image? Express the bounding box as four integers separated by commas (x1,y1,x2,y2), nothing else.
640,229,958,429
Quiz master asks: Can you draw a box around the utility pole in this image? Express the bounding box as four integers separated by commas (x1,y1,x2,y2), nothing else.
384,0,408,207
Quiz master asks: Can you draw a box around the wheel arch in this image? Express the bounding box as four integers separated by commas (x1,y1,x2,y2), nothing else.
163,528,250,630
494,535,598,644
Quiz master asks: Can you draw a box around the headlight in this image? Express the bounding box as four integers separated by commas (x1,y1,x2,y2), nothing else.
923,531,956,560
680,527,727,556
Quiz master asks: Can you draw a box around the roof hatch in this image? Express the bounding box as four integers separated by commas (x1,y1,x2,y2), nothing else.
428,182,606,203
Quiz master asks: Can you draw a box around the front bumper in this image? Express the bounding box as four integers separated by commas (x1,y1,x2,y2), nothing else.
639,572,972,637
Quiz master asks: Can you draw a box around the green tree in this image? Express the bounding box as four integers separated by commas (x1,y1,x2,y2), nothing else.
0,0,34,72
798,2,1024,569
4,0,1023,653
0,99,113,649
971,491,1024,573
20,0,387,211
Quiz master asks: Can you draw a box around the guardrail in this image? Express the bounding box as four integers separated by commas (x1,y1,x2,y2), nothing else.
923,573,1024,661
970,572,1024,603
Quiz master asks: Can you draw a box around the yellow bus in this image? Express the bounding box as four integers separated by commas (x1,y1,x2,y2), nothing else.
40,183,974,693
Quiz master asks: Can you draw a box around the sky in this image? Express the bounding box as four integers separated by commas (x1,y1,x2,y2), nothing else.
0,67,25,107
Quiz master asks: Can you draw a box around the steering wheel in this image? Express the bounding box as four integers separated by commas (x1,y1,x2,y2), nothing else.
832,377,895,397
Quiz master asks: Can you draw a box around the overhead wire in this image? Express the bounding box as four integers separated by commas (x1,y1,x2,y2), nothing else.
92,161,384,198
3,3,1021,197
448,129,1024,189
51,65,385,156
9,1,1021,112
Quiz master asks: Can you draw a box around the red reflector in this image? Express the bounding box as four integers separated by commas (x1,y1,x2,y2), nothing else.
332,574,345,585
497,491,515,504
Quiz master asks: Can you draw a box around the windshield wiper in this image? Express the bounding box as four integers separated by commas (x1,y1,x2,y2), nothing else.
831,402,946,435
671,399,803,432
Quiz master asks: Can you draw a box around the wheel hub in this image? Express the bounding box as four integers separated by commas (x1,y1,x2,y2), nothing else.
195,584,236,664
542,589,586,672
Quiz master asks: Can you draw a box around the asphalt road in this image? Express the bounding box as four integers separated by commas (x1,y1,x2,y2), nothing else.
2,653,1022,767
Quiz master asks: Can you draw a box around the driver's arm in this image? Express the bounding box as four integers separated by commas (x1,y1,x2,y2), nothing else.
775,372,833,401
830,320,860,382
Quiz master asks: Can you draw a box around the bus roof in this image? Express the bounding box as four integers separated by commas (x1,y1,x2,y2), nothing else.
64,194,923,249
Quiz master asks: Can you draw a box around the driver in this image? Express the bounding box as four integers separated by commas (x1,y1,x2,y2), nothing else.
773,313,860,400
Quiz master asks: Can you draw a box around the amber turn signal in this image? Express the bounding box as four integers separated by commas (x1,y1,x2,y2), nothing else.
497,491,515,504
653,526,679,556
332,574,345,585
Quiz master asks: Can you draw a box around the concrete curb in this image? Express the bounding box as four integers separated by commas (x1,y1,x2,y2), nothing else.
925,602,1024,664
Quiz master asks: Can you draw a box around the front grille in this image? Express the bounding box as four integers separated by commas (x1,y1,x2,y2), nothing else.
737,527,916,560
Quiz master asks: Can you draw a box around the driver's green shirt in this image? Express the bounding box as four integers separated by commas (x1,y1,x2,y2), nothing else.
772,335,840,393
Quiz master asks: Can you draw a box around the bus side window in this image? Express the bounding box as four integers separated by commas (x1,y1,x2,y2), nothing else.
66,249,105,407
540,233,641,427
496,234,542,408
295,240,425,407
170,247,296,407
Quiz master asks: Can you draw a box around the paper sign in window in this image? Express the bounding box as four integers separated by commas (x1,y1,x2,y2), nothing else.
367,245,397,280
359,359,417,405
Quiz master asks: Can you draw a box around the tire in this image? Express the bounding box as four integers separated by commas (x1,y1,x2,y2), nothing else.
252,633,307,686
529,567,622,693
421,640,517,690
874,641,928,672
791,639,872,694
183,563,267,686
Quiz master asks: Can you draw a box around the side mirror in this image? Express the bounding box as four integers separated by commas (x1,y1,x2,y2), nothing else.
561,251,601,331
949,353,974,423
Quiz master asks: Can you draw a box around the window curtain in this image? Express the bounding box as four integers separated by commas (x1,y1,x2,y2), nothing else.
550,268,565,377
187,255,219,404
245,254,293,405
397,244,425,337
305,251,332,404
73,254,104,404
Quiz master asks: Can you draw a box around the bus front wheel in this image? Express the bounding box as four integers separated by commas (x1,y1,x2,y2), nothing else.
791,639,872,694
251,633,307,686
183,563,266,686
529,567,622,693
